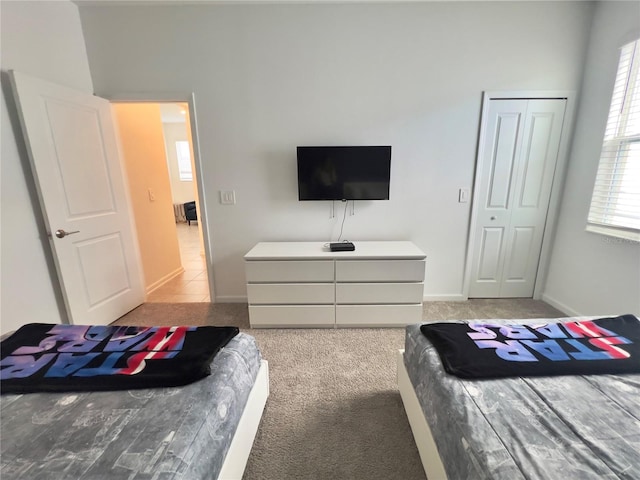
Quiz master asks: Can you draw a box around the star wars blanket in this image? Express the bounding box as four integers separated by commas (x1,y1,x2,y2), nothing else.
421,314,640,379
0,323,239,393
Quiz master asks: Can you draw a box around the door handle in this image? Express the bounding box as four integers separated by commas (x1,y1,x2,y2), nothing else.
55,229,80,238
490,216,497,220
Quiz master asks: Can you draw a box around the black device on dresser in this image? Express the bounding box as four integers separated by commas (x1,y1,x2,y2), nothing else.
329,242,355,252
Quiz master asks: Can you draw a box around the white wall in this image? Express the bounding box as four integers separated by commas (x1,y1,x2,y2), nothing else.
78,2,594,302
0,1,94,335
543,1,640,317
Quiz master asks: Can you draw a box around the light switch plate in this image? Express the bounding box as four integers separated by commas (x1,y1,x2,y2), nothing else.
220,190,236,205
459,188,470,203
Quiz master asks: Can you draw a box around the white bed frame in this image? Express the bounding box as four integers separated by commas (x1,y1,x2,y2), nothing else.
397,350,448,480
217,360,269,480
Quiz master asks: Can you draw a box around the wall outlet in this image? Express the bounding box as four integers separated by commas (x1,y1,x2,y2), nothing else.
148,188,156,202
220,190,236,205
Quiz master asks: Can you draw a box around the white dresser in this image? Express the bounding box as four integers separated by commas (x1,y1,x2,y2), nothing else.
244,241,426,328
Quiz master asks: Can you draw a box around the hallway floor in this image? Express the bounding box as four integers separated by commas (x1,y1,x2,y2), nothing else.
146,222,210,303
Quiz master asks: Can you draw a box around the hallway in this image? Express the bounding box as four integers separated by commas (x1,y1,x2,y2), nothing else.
146,223,210,302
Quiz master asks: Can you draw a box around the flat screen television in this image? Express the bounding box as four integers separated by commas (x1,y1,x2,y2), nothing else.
297,146,391,201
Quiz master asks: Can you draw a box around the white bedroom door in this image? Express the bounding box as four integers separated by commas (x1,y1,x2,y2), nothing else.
10,70,145,325
468,98,566,298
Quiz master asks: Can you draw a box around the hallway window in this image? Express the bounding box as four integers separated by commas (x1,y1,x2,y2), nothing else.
176,141,193,181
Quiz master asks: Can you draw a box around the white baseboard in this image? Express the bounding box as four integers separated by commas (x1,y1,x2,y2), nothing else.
422,294,467,302
215,295,248,303
146,267,185,295
540,293,581,317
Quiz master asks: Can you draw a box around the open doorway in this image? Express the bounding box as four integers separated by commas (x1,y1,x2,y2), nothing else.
112,101,212,302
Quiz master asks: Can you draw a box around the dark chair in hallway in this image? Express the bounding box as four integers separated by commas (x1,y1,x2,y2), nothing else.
184,201,197,225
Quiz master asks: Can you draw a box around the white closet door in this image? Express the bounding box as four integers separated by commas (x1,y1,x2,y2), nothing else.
469,98,566,298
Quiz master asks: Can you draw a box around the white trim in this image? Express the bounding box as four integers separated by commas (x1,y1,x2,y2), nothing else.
216,295,249,303
105,92,216,303
145,266,185,295
105,92,192,103
423,294,466,302
585,224,640,243
540,293,581,317
532,93,577,299
396,350,448,480
463,90,576,300
480,90,575,100
217,360,269,480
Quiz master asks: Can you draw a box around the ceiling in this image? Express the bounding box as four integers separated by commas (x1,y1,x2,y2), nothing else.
159,103,187,123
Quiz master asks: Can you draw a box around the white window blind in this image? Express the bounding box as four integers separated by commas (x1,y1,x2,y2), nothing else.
175,141,193,181
587,38,640,242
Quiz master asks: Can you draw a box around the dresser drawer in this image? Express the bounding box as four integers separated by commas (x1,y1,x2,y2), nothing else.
335,304,423,327
249,305,335,327
335,260,425,282
247,283,334,304
246,260,334,283
336,283,424,304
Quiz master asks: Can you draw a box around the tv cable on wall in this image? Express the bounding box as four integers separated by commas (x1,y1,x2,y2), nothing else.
330,200,355,251
295,145,392,253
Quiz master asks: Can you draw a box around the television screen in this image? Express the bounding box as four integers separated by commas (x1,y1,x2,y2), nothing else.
297,146,391,201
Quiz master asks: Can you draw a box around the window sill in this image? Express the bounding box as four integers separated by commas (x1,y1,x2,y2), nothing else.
586,224,640,244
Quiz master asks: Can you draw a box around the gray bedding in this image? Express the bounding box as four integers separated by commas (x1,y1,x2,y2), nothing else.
404,320,640,480
1,332,262,480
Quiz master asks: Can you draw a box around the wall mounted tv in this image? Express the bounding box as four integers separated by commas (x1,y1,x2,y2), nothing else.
297,146,391,201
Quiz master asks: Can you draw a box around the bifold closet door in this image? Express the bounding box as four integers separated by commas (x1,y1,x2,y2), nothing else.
469,98,566,298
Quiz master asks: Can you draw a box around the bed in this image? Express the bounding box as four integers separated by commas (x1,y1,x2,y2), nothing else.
397,316,640,480
0,326,269,480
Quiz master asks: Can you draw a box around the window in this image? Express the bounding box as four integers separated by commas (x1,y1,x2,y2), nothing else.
175,141,193,181
587,38,640,242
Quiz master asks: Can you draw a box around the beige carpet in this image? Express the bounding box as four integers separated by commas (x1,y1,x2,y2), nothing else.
114,299,564,480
